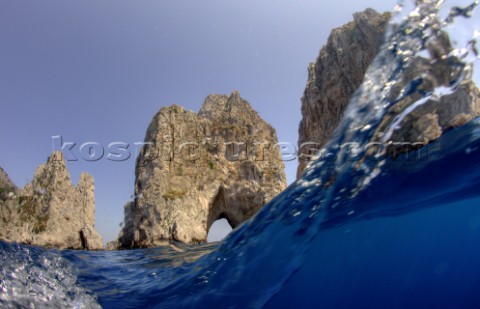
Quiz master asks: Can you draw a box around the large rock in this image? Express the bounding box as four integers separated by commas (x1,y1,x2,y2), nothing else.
297,9,391,177
118,91,286,248
297,8,480,177
0,152,103,250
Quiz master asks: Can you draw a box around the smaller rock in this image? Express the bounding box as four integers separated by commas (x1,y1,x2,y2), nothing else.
0,152,103,250
106,240,119,251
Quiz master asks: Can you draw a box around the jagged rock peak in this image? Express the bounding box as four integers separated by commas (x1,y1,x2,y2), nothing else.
32,151,72,192
198,91,258,120
0,151,103,250
118,92,286,248
198,94,229,118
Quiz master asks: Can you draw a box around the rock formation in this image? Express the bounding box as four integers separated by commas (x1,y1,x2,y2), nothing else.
297,9,391,177
297,8,480,177
0,152,103,250
105,240,119,251
118,91,286,248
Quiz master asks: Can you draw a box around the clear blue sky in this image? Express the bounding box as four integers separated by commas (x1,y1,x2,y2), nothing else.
3,0,477,243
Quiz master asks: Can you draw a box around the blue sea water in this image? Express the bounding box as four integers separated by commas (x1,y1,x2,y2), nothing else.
1,0,480,308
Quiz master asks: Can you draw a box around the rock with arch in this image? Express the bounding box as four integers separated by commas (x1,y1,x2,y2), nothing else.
117,91,286,248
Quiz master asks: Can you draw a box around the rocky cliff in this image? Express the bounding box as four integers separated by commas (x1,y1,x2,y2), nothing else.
298,9,391,177
297,8,480,177
118,91,286,248
0,152,103,250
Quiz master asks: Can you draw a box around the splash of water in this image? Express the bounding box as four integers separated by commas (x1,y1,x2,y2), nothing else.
303,0,479,198
0,242,100,309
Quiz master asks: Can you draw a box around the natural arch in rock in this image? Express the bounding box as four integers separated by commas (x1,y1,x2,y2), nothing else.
206,187,238,242
207,188,227,229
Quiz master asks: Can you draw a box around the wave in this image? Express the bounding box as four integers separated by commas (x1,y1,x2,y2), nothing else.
0,242,101,308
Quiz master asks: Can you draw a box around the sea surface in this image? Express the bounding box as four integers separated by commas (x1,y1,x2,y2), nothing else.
2,0,480,308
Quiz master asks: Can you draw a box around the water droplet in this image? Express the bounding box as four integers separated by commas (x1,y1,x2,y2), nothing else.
291,210,301,217
361,124,372,132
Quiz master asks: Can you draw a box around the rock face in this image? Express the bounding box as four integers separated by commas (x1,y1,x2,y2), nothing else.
118,91,286,248
297,8,480,177
0,152,103,250
297,9,391,177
